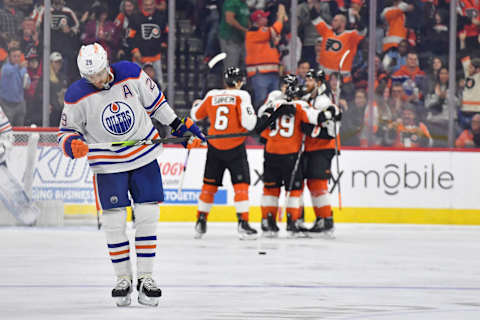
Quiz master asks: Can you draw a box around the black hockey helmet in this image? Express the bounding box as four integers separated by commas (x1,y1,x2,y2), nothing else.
285,83,303,100
315,68,326,83
305,68,315,79
224,67,243,87
305,68,326,83
281,73,298,86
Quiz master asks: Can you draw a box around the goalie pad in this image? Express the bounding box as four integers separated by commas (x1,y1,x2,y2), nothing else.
0,163,40,225
0,131,13,164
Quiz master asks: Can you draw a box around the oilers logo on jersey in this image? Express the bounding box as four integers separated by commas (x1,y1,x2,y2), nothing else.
101,102,135,135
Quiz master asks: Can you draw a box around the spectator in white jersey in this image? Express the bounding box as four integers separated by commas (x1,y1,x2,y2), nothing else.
57,43,205,307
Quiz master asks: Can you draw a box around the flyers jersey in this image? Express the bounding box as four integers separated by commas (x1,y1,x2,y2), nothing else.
381,2,409,52
305,92,337,152
264,100,321,155
190,89,257,150
312,17,365,82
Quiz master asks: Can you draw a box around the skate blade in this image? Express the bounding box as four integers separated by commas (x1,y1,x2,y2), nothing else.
308,230,335,239
138,294,159,307
238,233,258,240
295,231,311,238
262,231,278,239
194,232,204,239
115,295,131,307
287,231,310,239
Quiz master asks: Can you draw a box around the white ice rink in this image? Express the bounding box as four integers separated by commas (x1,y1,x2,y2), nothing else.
1,222,480,320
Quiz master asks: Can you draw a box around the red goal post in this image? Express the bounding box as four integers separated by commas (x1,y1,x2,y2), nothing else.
12,127,58,147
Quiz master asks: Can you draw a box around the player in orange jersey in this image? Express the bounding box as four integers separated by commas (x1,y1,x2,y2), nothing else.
312,14,365,84
301,68,340,237
190,67,286,240
190,67,257,239
259,80,340,238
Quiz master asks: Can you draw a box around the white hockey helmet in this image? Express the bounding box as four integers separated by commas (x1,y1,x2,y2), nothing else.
77,43,108,79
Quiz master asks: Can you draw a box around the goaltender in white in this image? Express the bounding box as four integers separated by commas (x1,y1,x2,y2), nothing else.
57,43,205,307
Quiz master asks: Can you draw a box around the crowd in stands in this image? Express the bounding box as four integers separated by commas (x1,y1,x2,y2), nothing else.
1,0,480,149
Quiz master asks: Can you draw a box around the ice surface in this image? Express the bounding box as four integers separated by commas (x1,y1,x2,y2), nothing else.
0,222,480,319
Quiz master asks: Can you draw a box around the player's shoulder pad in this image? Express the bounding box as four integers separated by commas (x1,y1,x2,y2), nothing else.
64,78,97,104
234,89,251,100
313,94,332,110
205,89,220,97
272,98,288,108
111,61,142,84
267,90,283,102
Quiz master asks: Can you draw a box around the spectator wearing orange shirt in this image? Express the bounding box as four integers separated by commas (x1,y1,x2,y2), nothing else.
312,13,366,84
245,6,286,109
393,105,432,148
456,113,480,148
381,0,414,52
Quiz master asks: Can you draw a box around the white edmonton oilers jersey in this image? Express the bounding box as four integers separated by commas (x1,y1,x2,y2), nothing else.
58,61,176,174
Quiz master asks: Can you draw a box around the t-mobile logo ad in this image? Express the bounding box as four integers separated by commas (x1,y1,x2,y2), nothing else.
351,163,454,195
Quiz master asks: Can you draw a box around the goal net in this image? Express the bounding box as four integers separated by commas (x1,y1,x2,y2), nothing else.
0,127,67,226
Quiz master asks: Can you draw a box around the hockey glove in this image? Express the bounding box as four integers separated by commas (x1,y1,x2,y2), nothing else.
254,107,276,134
301,122,315,135
187,137,207,149
276,104,297,117
317,105,341,124
171,117,206,147
70,139,89,159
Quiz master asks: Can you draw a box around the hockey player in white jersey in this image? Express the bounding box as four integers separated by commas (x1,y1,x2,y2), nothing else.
301,68,341,237
57,43,206,307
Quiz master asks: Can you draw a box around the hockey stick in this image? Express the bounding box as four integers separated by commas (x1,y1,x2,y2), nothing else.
88,132,255,149
203,52,227,95
177,149,190,197
95,209,101,230
88,104,287,149
279,134,306,222
208,52,227,70
332,49,350,211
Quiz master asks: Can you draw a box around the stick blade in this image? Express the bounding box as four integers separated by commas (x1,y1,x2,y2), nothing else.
208,52,227,69
339,50,351,70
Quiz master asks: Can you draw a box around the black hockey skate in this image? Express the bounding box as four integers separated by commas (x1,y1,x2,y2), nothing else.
112,277,133,307
286,213,309,238
309,216,335,239
137,275,162,306
194,213,207,239
296,207,309,232
262,212,279,238
238,219,258,240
